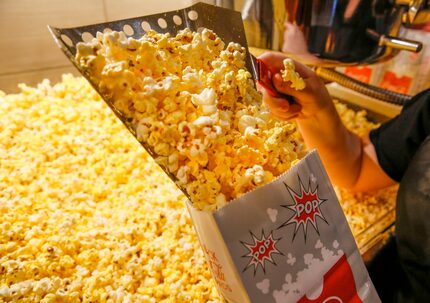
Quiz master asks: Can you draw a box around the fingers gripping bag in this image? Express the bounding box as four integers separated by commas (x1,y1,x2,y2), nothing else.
49,3,381,302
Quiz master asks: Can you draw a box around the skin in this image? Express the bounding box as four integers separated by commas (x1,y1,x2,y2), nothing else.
257,52,396,192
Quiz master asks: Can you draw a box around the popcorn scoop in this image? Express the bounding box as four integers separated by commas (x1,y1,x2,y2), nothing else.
48,2,305,208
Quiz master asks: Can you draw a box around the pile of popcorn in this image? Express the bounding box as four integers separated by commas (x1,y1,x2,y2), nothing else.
0,75,395,302
0,76,220,302
75,29,306,211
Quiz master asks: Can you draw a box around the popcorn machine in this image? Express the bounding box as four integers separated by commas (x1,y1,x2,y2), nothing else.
240,0,430,104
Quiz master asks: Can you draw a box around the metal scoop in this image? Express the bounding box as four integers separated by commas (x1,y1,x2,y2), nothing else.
48,2,260,191
49,2,253,77
48,2,298,184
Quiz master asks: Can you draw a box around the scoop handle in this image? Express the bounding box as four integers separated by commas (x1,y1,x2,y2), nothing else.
252,56,302,118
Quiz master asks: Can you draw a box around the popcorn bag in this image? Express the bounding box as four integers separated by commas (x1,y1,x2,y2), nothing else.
48,3,379,302
187,150,380,303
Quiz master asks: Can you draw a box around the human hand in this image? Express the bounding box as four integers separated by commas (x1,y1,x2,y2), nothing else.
257,52,334,120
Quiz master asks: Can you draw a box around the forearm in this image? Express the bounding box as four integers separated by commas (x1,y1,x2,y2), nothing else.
257,52,394,191
296,104,362,189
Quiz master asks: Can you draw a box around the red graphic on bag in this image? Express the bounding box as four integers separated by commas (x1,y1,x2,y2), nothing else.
279,178,327,241
298,254,362,303
241,230,283,275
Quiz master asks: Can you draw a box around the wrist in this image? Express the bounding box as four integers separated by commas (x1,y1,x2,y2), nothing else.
296,100,338,125
296,102,347,148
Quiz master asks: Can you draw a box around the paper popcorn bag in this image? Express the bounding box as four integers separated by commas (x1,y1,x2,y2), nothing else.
187,151,380,303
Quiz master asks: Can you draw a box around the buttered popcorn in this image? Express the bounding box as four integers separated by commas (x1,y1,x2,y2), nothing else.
75,29,305,210
0,76,221,302
0,76,396,302
280,58,306,91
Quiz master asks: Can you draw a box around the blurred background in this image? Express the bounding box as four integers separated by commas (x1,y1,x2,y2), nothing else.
1,0,429,96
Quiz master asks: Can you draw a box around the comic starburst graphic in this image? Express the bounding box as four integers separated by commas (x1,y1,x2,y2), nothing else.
278,176,328,241
241,230,283,275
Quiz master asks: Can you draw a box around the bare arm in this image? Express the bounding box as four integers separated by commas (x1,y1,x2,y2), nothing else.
258,52,396,191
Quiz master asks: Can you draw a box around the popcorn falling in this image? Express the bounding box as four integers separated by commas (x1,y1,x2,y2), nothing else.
75,28,306,211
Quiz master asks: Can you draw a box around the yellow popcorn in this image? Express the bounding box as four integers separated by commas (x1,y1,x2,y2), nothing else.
76,28,306,211
334,100,379,137
0,75,396,302
0,76,221,302
280,58,306,90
